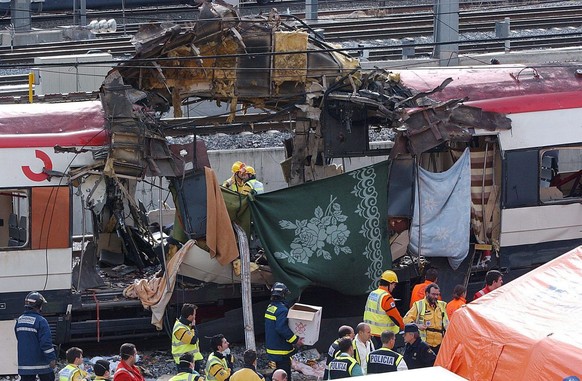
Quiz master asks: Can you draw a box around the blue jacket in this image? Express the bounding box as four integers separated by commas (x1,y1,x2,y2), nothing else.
264,300,298,361
14,310,56,375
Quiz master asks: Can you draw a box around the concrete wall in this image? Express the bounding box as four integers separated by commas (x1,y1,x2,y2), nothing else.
73,142,392,234
207,141,392,193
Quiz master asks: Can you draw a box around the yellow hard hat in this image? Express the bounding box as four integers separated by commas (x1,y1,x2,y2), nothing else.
381,270,398,283
231,161,245,173
246,166,256,175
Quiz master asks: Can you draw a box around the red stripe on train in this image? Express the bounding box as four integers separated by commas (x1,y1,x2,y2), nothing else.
0,129,109,148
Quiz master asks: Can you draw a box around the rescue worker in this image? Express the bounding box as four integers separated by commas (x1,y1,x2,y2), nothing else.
401,324,436,369
366,330,408,374
409,268,440,308
473,269,503,301
323,325,354,380
94,360,111,381
205,334,234,381
172,303,203,372
363,270,405,349
113,343,145,381
15,291,57,381
403,283,449,354
222,161,252,195
245,166,264,194
169,353,204,381
327,337,363,379
352,322,374,374
446,284,467,317
265,282,304,381
230,349,263,381
59,347,89,381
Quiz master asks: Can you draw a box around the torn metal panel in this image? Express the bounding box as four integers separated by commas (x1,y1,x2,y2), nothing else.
321,100,369,157
111,4,360,118
168,140,211,174
401,102,512,155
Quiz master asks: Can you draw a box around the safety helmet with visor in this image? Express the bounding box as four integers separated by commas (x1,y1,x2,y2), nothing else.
271,282,290,298
25,291,47,309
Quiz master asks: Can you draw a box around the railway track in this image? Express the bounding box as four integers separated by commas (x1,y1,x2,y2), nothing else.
0,3,581,76
0,0,558,29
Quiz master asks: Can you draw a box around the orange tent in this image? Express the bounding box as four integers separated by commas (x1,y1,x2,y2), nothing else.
436,246,582,380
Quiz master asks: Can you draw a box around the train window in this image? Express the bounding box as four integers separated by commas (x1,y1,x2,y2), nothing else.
539,147,582,202
0,189,30,249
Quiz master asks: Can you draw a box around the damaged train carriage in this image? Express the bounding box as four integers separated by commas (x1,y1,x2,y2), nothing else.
2,2,582,374
385,65,582,301
107,1,582,302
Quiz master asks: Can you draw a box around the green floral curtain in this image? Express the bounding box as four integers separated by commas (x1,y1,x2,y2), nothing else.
249,161,391,296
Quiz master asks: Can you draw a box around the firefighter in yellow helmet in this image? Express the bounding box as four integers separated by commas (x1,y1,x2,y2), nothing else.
222,161,252,195
245,166,264,194
363,270,405,349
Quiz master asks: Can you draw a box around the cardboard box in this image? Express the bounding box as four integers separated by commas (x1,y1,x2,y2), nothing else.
287,303,323,346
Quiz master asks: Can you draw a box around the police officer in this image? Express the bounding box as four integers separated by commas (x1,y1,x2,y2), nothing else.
169,353,204,381
323,325,354,380
401,324,436,369
327,337,363,379
15,291,57,381
265,282,304,380
366,331,408,374
172,304,203,372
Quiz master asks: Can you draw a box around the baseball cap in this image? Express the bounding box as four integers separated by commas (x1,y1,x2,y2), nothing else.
399,323,419,334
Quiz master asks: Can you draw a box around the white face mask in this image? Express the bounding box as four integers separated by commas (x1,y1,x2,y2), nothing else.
222,348,230,356
134,354,140,363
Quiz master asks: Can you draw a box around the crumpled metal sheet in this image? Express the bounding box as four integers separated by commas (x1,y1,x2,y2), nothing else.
111,2,359,118
402,102,512,155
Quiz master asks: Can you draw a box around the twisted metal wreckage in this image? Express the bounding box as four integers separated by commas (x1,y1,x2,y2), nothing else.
80,1,508,285
5,0,582,356
63,1,517,338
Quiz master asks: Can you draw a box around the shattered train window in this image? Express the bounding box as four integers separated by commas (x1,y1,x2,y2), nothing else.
540,147,582,202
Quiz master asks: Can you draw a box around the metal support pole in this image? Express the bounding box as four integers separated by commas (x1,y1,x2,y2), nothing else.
122,0,127,36
80,0,87,26
358,44,369,61
402,38,415,59
234,223,256,351
12,0,32,32
433,0,459,66
28,72,34,103
495,17,510,52
305,0,318,21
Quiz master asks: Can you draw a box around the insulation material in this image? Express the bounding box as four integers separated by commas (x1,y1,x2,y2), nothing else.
273,31,308,85
436,246,582,380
